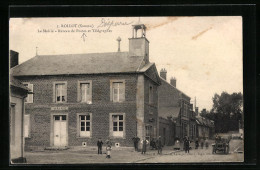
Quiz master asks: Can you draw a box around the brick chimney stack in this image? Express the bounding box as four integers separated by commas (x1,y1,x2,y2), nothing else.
195,107,199,116
170,77,176,87
10,50,19,68
160,68,167,80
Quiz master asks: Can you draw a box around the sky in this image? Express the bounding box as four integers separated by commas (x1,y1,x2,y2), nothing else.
9,17,243,111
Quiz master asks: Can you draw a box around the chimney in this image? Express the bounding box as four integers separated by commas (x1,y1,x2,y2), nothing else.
190,104,193,111
129,22,149,63
195,107,199,116
160,68,167,80
117,36,121,52
170,77,176,87
10,50,19,68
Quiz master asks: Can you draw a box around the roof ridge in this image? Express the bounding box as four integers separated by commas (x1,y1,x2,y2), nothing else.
160,77,190,99
37,51,129,57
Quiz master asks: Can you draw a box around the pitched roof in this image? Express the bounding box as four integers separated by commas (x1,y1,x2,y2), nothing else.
159,106,180,119
196,116,214,127
159,77,190,100
10,75,30,91
11,52,152,76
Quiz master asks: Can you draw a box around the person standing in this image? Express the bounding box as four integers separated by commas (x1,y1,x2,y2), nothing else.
141,138,148,154
132,136,140,151
184,136,190,153
97,138,103,154
195,138,199,149
205,137,209,149
200,138,204,149
157,136,163,155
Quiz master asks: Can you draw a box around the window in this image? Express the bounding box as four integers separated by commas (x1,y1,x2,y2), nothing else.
77,113,92,137
24,114,30,138
78,81,92,103
110,80,125,102
110,113,125,138
53,82,67,103
149,85,153,104
23,83,33,103
80,115,91,137
81,83,91,102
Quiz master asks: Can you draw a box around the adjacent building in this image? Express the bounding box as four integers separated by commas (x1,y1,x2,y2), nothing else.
158,69,196,145
10,23,161,150
10,50,29,163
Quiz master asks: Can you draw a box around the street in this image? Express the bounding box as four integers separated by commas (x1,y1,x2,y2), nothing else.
23,139,243,164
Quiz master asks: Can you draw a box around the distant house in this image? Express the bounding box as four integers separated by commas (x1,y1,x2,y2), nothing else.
10,23,161,150
10,50,29,163
158,69,196,145
195,116,215,139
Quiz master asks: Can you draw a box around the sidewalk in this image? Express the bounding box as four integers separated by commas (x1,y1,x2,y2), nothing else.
24,145,181,164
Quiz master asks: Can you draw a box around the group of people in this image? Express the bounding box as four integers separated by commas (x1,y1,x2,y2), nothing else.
194,137,209,149
132,136,163,155
97,136,163,158
176,136,209,153
96,138,112,158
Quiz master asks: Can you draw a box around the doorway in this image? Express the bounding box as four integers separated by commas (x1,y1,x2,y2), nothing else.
53,115,67,147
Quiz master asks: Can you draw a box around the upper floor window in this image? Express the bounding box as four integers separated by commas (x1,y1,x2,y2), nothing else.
149,85,153,104
78,81,92,104
23,83,33,103
110,80,125,102
53,82,67,103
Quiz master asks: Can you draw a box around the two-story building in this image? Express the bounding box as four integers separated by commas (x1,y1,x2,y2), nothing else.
10,23,161,150
158,68,196,145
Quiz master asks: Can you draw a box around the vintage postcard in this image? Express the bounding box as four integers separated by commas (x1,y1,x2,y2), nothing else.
9,17,243,164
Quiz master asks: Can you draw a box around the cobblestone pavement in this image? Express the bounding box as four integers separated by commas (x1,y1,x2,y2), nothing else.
23,139,243,164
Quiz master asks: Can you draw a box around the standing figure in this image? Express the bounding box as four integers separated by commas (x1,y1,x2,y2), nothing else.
195,138,199,149
97,138,103,154
106,145,112,158
141,138,149,154
184,136,190,153
200,138,204,149
205,137,209,149
132,136,140,151
157,136,163,155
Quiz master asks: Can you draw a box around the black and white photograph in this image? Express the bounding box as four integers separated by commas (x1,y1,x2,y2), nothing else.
9,16,244,164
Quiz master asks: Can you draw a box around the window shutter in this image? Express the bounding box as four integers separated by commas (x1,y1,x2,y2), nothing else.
64,83,67,102
28,84,33,103
24,115,30,137
121,82,125,101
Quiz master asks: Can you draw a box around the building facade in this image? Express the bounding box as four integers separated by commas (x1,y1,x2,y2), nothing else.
196,116,215,139
158,69,196,145
10,50,29,163
11,23,161,150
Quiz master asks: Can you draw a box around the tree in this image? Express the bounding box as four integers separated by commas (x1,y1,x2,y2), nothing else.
210,92,243,133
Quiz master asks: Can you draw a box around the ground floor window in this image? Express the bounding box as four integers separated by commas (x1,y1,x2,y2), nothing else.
77,113,92,137
110,113,125,138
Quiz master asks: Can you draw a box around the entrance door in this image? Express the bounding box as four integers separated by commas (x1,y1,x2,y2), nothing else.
53,115,67,147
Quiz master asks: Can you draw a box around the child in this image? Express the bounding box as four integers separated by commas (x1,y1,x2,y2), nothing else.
106,145,112,158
